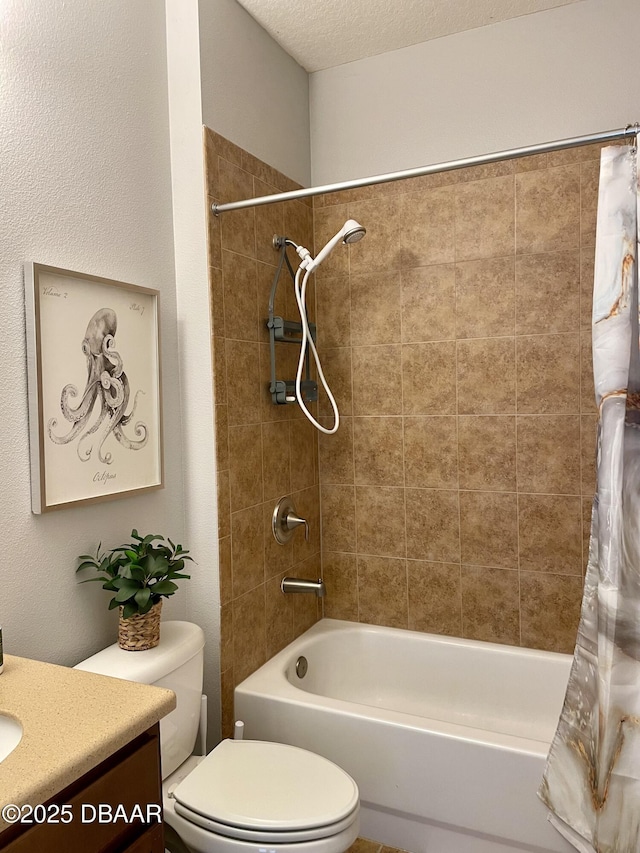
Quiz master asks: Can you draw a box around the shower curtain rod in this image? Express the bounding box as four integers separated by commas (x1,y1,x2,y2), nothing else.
212,124,639,215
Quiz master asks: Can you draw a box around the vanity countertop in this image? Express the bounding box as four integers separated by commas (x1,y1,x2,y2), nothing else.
0,653,175,833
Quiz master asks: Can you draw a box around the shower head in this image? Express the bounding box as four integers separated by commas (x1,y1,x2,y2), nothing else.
342,220,366,244
306,219,366,272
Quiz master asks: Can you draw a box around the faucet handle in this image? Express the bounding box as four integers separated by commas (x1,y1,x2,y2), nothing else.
272,496,309,544
286,512,309,541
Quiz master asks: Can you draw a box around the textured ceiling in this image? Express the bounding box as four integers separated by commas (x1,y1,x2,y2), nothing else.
235,0,584,72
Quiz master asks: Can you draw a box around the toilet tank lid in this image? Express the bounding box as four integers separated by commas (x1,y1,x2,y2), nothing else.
74,621,205,685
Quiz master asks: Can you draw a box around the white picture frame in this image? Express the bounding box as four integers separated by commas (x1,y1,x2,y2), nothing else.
25,263,164,513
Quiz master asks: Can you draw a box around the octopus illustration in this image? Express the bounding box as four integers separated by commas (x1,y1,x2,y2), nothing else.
48,308,148,464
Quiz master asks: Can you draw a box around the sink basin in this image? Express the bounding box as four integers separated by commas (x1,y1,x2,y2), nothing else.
0,714,23,763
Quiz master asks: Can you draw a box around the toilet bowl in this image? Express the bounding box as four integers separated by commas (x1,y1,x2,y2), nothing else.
75,621,359,853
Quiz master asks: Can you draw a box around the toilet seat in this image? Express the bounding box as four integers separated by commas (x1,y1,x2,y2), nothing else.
171,739,359,842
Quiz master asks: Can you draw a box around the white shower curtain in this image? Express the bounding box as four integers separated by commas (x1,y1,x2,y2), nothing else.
540,144,640,853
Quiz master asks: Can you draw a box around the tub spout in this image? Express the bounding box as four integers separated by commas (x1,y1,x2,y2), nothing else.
281,577,326,597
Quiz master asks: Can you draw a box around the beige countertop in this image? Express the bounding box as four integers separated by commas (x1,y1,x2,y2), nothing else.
0,654,175,834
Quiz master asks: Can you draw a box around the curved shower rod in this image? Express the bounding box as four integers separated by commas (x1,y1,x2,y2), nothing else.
212,123,640,216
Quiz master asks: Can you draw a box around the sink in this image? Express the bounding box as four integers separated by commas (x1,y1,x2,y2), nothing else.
0,714,23,763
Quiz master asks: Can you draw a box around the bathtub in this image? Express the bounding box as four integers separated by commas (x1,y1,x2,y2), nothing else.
234,619,575,853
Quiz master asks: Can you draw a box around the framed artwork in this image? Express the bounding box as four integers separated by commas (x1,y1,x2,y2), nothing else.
24,263,164,513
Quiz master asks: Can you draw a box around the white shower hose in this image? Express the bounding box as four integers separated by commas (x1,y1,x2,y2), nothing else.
293,265,339,435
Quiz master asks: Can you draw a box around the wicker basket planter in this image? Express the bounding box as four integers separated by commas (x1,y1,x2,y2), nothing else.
118,600,162,651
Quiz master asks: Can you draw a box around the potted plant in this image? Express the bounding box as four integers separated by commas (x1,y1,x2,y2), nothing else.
77,529,193,651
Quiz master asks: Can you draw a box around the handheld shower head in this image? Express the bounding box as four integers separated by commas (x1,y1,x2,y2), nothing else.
306,219,366,271
342,220,366,244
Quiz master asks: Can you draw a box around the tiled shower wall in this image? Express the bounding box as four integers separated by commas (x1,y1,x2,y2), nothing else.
204,128,321,738
206,126,608,735
314,145,606,654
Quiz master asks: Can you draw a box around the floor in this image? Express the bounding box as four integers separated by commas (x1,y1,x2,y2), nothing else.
349,837,412,853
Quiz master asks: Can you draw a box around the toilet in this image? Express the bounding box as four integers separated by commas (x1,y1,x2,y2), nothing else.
75,621,360,853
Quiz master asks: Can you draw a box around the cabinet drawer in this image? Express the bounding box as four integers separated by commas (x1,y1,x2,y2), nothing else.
0,729,163,853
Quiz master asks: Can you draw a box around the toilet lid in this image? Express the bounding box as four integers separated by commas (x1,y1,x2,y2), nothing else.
172,739,359,832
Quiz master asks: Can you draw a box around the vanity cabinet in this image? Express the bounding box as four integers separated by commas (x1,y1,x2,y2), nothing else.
0,724,164,853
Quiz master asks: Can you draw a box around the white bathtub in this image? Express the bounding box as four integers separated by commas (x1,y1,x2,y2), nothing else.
234,619,575,853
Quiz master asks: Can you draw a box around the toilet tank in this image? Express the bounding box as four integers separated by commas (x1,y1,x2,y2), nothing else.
75,621,205,778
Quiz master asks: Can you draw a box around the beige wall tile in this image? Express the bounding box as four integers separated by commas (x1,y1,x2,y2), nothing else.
319,417,354,484
262,421,291,502
212,334,227,406
455,175,515,261
231,504,265,597
322,552,358,620
219,536,232,606
408,561,462,636
318,347,353,416
284,199,313,255
355,486,406,558
254,179,284,266
354,417,404,486
455,257,515,339
290,418,317,492
516,415,581,494
402,341,456,415
580,161,600,248
348,196,404,274
220,601,233,672
515,251,580,335
292,554,322,636
457,416,516,492
217,468,231,539
459,490,518,569
401,264,456,343
219,158,256,258
353,345,402,415
225,339,261,425
210,265,224,336
321,485,356,553
400,187,455,267
232,585,266,683
457,338,516,415
405,488,459,562
228,423,263,511
520,573,581,653
404,416,458,489
357,555,408,628
518,494,582,574
316,275,351,348
516,334,580,414
350,271,402,345
215,403,229,472
461,566,520,645
516,165,580,254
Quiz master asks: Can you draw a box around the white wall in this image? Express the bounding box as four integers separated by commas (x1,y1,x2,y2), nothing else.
310,0,640,184
0,0,185,665
199,0,311,187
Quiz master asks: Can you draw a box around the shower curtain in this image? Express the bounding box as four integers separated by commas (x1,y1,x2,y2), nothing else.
540,144,640,853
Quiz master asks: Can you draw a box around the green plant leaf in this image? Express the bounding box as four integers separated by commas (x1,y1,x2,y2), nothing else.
122,601,138,619
134,588,151,608
108,598,120,610
115,583,139,602
151,580,178,595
